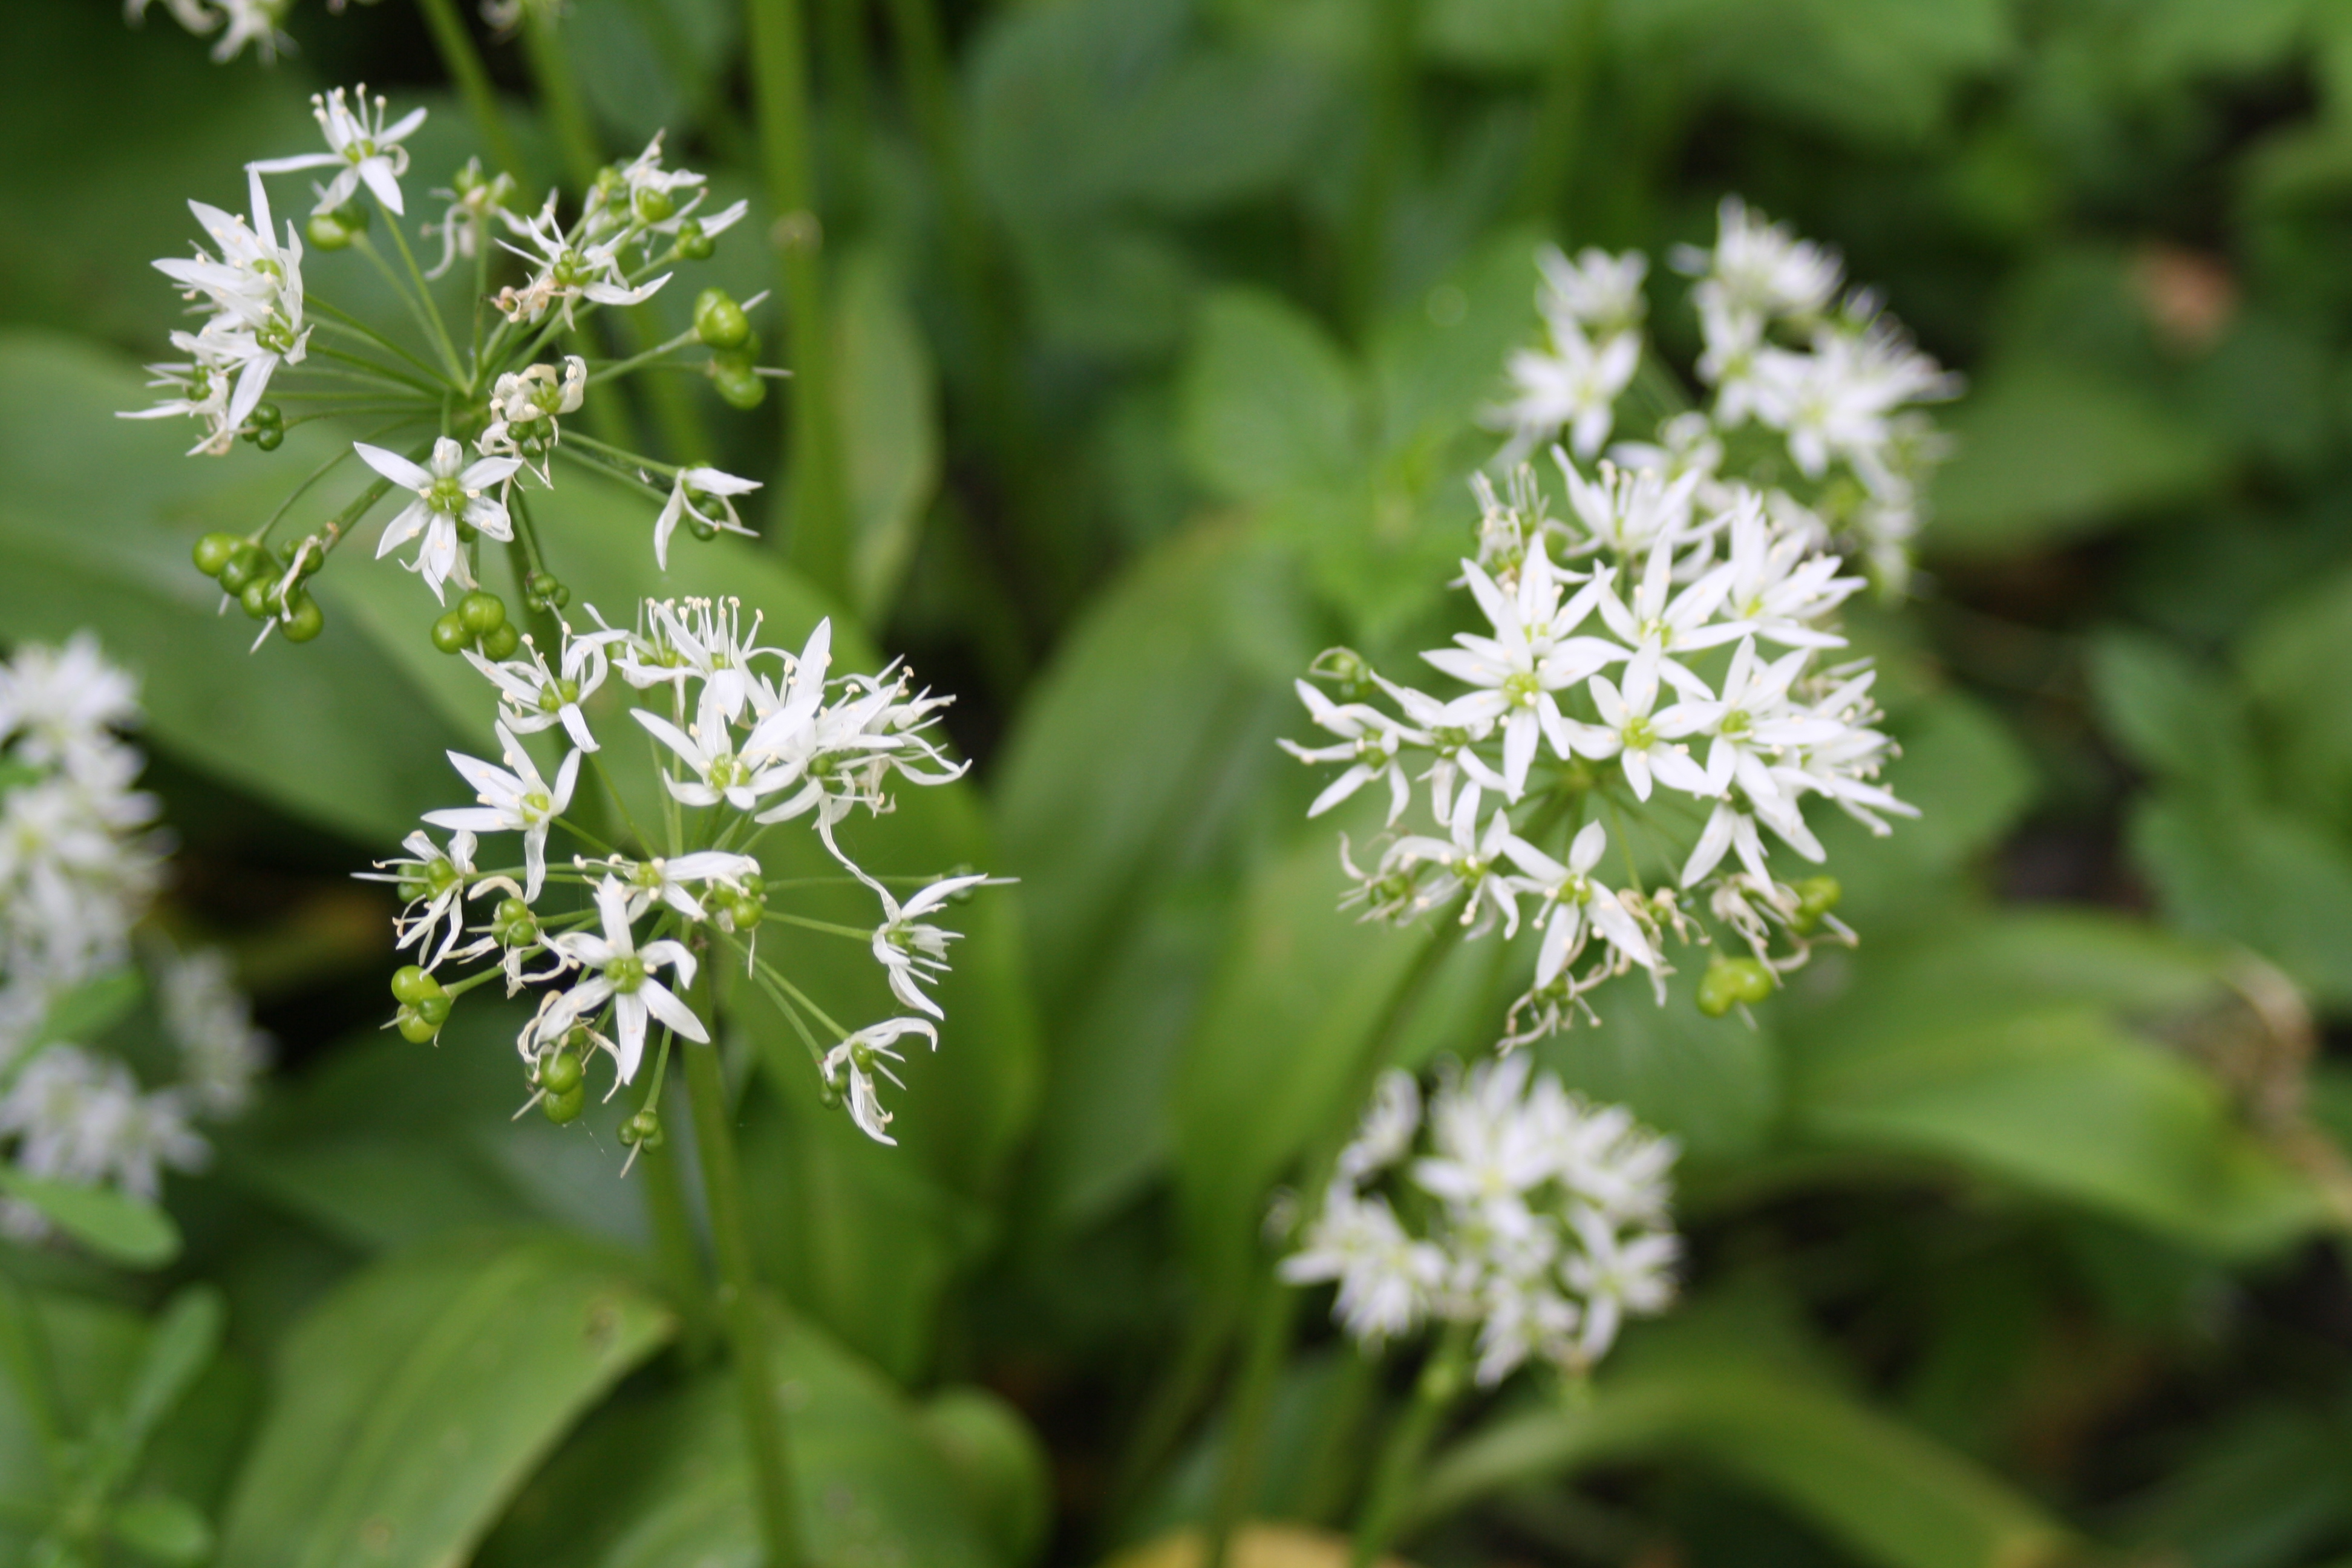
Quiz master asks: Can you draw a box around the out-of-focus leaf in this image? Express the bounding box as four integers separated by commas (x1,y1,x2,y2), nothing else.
2239,564,2352,837
2129,791,2352,1010
1179,290,1362,504
1532,961,1779,1166
2089,630,2258,794
1103,1522,1412,1568
115,1288,223,1460
1782,912,2327,1254
836,246,941,627
2115,1403,2352,1568
25,969,145,1055
0,1170,181,1269
476,1310,1004,1568
108,1493,214,1564
1930,356,2228,553
1414,1296,2079,1568
0,332,468,843
216,1233,674,1568
920,1385,1056,1567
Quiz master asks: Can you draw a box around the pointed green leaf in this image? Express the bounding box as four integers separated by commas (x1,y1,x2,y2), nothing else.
0,1170,180,1269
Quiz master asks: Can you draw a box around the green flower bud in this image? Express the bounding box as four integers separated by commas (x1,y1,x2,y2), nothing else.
252,426,283,451
390,964,443,1004
414,993,453,1026
279,593,325,643
479,621,522,660
635,186,675,224
250,402,282,430
395,1006,440,1044
430,612,470,655
192,532,241,578
543,1085,587,1125
618,1108,664,1148
457,590,507,636
1696,955,1775,1018
711,357,766,411
215,543,267,593
693,288,752,351
675,219,713,260
1792,875,1842,935
240,578,278,620
538,1049,584,1096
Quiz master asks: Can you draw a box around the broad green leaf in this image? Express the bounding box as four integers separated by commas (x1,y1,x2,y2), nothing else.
217,1233,674,1568
109,1493,214,1564
1930,355,2227,554
2129,791,2352,1010
2239,563,2352,837
113,1288,223,1462
1178,291,1363,504
0,1170,181,1269
475,1312,1004,1568
1414,1296,2078,1568
2088,630,2258,795
835,246,942,627
0,333,469,843
1780,912,2327,1255
920,1386,1056,1567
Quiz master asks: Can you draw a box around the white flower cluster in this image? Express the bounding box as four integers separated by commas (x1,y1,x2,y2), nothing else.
126,166,310,456
1494,198,1958,590
493,134,748,330
1283,1057,1678,1385
1287,451,1910,1042
0,637,269,1239
376,597,995,1149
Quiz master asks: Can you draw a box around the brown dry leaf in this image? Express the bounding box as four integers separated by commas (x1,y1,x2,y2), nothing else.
1103,1523,1417,1568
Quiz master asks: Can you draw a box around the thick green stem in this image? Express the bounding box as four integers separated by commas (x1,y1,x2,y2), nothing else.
748,0,852,603
640,1127,716,1362
681,1015,804,1567
1202,909,1471,1568
413,0,531,182
1348,1325,1470,1568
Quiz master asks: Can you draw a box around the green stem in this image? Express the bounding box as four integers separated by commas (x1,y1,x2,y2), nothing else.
1341,0,1422,337
679,975,805,1568
1203,906,1472,1568
414,0,532,183
748,0,851,603
639,1132,715,1359
1348,1324,1471,1568
1511,0,1604,226
818,0,874,231
521,8,605,192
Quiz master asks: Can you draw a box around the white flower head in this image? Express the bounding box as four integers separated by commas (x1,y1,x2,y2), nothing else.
654,468,762,569
358,437,522,603
250,85,428,215
422,722,580,900
541,877,705,1083
822,1018,939,1146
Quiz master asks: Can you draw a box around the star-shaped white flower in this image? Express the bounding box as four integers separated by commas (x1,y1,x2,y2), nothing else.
541,877,705,1083
822,1018,939,1145
653,467,761,569
358,437,521,603
423,722,580,900
1500,820,1658,984
250,85,428,215
1553,648,1713,801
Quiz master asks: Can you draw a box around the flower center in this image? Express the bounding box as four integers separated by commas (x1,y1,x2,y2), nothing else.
1719,709,1751,738
607,953,647,993
1621,716,1655,750
428,475,469,515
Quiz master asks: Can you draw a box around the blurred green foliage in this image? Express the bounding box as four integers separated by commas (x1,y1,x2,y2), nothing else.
7,0,2352,1563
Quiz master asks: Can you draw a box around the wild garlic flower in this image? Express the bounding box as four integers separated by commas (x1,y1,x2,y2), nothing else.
0,639,265,1242
1290,215,1938,1043
494,195,671,327
391,595,996,1152
134,168,310,451
654,468,762,569
1284,1058,1679,1382
357,437,523,602
425,158,518,278
252,85,428,215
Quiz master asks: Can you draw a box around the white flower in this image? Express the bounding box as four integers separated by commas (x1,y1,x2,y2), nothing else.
464,624,609,753
541,877,706,1083
1413,1054,1558,1241
357,437,523,603
425,159,518,278
155,947,269,1118
1559,1206,1678,1367
0,1047,206,1200
207,0,292,62
1422,543,1621,799
423,722,580,900
1494,323,1640,463
355,828,481,967
1673,195,1843,332
494,196,671,327
1337,1069,1421,1183
864,872,993,1019
145,169,309,440
479,356,585,469
0,633,142,783
592,851,762,922
1383,798,1530,936
1280,1181,1445,1346
821,1018,939,1145
251,86,428,215
1280,680,1423,824
1500,820,1658,983
1558,456,1702,559
653,467,761,569
635,687,793,812
1537,245,1648,339
1553,648,1714,802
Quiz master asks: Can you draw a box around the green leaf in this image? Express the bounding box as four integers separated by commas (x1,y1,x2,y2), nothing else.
215,1234,675,1568
2088,630,2258,793
1780,912,2327,1255
112,1289,224,1465
919,1387,1056,1567
108,1493,214,1565
0,332,469,843
1415,1296,2079,1568
835,246,942,627
23,969,145,1054
2239,563,2352,837
0,1171,181,1269
1178,290,1363,503
475,1312,1005,1568
1930,355,2228,554
2129,791,2352,1010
